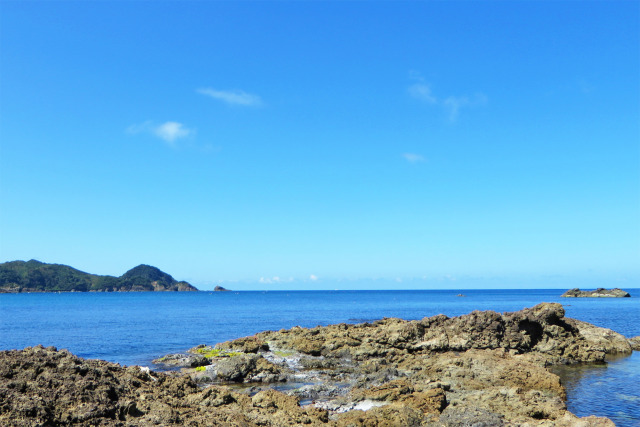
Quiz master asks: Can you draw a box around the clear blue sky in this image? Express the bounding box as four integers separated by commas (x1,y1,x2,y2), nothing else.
1,1,638,290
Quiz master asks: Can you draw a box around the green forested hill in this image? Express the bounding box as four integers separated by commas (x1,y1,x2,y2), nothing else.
0,260,198,292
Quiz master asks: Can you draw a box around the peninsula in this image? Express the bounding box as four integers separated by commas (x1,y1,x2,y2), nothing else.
0,260,198,292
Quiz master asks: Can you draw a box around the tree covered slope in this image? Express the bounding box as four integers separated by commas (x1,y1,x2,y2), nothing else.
0,260,198,292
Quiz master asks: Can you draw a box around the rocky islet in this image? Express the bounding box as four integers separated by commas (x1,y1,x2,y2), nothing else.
1,303,635,426
561,288,631,298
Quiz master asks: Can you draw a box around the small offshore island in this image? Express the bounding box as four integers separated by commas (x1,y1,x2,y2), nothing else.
561,288,631,298
2,303,639,426
0,260,198,292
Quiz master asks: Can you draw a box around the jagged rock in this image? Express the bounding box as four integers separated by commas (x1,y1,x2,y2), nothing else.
561,288,630,298
2,304,629,426
565,319,632,355
210,354,287,383
256,302,627,366
629,336,640,351
439,406,505,426
214,354,259,382
216,336,269,353
0,346,329,426
152,352,208,368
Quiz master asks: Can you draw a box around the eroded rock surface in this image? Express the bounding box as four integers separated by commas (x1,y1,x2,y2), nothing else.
1,303,626,426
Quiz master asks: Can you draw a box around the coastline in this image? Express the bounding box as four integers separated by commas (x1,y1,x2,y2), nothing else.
2,303,636,426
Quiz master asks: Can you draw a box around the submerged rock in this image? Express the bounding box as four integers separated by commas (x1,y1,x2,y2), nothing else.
561,288,631,298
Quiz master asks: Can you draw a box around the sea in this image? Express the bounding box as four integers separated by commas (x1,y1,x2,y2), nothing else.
1,289,638,426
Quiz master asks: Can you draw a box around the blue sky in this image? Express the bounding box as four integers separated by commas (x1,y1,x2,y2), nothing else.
1,1,638,290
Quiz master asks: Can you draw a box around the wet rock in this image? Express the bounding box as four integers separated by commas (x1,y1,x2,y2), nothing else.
629,336,640,351
288,382,347,400
191,353,287,384
561,288,631,298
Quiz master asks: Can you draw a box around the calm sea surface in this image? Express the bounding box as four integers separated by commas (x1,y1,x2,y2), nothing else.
1,289,638,425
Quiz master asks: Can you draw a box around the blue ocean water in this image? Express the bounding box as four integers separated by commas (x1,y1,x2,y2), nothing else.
1,289,638,425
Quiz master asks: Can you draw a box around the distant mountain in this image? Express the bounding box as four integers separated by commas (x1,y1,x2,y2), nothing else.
0,260,198,293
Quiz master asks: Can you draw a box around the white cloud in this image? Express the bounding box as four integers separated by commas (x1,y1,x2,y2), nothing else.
126,121,194,146
442,96,469,122
443,94,487,122
197,88,263,107
408,72,487,122
154,121,192,143
408,83,437,104
402,153,425,163
309,274,318,281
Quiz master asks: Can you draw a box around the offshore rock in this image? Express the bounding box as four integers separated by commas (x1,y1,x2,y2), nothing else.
629,336,640,351
561,288,631,298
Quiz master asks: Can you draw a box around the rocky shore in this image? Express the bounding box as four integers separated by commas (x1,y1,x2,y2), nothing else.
1,303,635,426
561,288,631,298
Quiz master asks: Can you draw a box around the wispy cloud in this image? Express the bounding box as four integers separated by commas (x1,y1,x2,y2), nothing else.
309,274,318,281
408,83,437,104
126,120,194,146
402,153,425,163
197,88,263,107
408,72,487,122
442,94,487,122
259,276,294,284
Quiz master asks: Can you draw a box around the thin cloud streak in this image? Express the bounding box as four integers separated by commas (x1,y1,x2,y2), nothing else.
402,153,425,163
408,72,487,122
197,88,263,107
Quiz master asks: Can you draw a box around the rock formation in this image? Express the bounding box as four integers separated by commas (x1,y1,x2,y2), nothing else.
561,288,630,298
1,303,630,426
